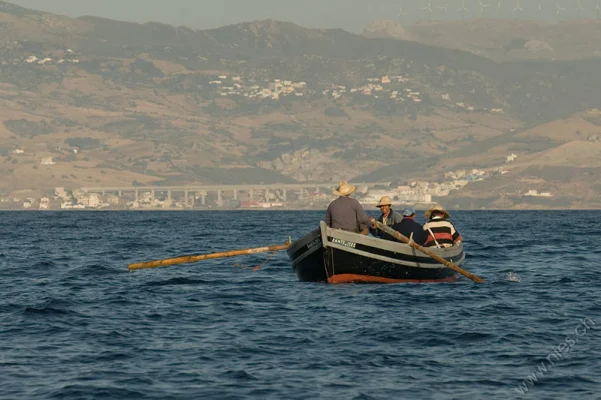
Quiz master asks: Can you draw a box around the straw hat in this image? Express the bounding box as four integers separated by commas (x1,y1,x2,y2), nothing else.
333,181,357,196
375,196,393,207
424,205,450,220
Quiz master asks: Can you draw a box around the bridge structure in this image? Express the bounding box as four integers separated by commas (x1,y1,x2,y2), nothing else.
80,182,391,207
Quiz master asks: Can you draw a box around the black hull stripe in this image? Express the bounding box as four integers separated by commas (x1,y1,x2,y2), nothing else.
326,248,459,280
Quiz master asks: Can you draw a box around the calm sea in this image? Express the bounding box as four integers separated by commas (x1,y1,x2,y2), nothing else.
0,210,599,399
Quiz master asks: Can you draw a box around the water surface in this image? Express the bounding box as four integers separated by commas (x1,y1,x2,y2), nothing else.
1,210,599,399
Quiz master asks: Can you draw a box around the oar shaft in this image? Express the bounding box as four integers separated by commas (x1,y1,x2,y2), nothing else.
128,243,291,270
374,222,484,283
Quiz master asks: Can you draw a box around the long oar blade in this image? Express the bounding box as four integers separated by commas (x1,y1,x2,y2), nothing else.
128,242,291,271
375,222,484,283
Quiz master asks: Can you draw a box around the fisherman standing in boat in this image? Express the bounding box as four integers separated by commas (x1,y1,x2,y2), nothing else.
326,181,371,235
422,205,462,248
392,206,427,244
368,196,403,240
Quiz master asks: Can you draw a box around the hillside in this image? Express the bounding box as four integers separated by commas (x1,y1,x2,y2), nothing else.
1,1,601,208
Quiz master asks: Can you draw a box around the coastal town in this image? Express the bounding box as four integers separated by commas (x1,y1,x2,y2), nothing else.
0,161,554,210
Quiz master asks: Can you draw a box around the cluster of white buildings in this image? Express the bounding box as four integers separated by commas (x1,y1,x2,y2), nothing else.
524,190,553,197
317,75,506,117
11,188,190,210
355,169,492,207
125,190,198,209
126,198,172,209
452,101,504,114
20,51,80,66
444,169,488,182
21,197,53,210
211,76,309,100
323,75,422,103
125,197,186,209
54,188,114,209
358,188,432,206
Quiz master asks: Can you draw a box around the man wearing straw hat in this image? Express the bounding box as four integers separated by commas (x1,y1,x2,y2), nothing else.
368,196,403,240
422,205,462,248
325,181,370,235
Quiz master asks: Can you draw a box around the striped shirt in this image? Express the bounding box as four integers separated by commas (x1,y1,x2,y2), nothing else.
422,218,462,248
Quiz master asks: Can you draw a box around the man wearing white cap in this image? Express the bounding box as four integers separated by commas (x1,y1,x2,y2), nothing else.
325,181,370,234
368,196,403,239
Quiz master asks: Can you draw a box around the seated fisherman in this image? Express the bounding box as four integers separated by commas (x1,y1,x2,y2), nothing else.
391,207,427,244
369,196,404,240
325,181,370,235
422,205,462,248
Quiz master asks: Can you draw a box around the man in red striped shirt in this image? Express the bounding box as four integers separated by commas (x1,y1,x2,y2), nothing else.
422,205,462,248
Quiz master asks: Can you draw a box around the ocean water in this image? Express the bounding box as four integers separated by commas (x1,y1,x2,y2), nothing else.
0,210,599,399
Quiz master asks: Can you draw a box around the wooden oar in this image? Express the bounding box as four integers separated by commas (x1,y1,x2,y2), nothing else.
374,221,484,283
128,242,291,271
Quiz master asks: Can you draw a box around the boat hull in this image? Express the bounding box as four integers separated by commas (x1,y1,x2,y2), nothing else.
287,221,465,284
287,228,328,282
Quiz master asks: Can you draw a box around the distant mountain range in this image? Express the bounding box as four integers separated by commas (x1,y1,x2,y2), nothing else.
363,18,601,62
1,0,601,208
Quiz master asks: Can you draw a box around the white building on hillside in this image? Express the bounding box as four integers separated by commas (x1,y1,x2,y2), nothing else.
39,197,50,210
525,190,552,197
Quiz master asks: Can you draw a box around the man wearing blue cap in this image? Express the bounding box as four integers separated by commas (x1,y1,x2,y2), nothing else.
392,206,427,245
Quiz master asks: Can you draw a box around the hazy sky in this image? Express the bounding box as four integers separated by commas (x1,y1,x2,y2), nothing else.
5,0,598,32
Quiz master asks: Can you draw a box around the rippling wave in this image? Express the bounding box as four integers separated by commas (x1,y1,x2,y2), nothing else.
1,210,599,399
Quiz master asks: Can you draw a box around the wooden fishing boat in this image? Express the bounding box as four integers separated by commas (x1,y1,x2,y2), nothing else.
287,221,465,284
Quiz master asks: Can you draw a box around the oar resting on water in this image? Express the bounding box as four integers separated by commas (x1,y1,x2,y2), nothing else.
374,221,484,283
128,242,291,271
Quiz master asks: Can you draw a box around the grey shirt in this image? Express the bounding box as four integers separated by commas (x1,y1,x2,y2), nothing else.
325,196,370,232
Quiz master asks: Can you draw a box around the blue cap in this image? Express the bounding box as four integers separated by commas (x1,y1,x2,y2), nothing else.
402,207,415,216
